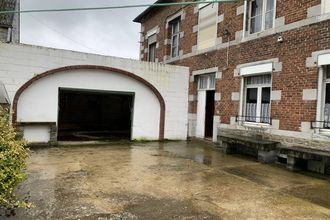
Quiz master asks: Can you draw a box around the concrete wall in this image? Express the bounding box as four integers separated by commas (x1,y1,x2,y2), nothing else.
0,43,190,142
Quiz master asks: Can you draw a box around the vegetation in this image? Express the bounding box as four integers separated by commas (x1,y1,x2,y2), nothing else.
0,106,30,208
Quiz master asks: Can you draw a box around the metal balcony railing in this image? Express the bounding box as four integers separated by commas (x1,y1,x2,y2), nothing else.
310,121,330,129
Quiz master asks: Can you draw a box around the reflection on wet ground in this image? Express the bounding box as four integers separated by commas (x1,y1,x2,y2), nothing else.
7,140,330,219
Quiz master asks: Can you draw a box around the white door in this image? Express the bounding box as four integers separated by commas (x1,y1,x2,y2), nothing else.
196,90,206,138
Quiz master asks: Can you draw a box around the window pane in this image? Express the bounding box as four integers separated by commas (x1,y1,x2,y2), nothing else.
265,10,274,30
245,2,250,32
251,0,263,17
172,46,178,58
246,74,271,85
171,19,180,34
172,35,178,47
246,88,258,122
198,74,215,90
171,34,179,57
251,15,262,33
199,75,208,89
261,87,271,123
148,43,156,62
326,65,330,79
266,0,275,11
208,73,216,89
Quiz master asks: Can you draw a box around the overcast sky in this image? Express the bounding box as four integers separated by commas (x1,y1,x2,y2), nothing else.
20,0,155,59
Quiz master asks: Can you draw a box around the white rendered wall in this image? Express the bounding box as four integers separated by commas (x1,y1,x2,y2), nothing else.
0,44,190,141
17,70,160,140
23,125,50,143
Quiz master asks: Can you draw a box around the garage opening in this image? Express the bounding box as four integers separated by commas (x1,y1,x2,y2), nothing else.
57,88,134,141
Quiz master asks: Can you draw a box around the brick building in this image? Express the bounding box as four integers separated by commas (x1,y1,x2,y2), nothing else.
134,0,330,172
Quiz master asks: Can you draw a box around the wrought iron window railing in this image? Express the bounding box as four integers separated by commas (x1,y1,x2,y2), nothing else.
0,0,16,27
236,115,272,125
310,121,330,129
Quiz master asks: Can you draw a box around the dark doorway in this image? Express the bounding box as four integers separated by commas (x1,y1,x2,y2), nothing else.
57,88,134,141
205,90,215,138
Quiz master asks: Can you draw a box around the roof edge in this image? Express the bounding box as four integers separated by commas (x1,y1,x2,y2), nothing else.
133,0,166,23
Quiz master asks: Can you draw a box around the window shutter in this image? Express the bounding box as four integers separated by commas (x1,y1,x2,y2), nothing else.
198,4,217,50
325,0,330,13
148,34,157,45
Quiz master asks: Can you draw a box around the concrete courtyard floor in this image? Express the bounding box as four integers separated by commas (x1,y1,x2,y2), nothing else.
9,140,330,219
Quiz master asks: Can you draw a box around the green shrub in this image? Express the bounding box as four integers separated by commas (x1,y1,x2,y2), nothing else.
0,106,30,208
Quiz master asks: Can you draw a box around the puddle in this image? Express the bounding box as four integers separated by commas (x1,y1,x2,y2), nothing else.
5,141,330,219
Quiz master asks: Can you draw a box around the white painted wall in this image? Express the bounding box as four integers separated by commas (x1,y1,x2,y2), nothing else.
17,70,160,140
23,125,50,143
0,44,190,141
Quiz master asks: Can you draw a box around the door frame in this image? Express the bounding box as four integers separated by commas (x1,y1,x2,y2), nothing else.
57,87,135,141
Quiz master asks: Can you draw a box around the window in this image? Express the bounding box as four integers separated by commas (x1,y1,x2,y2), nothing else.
322,65,330,128
198,73,215,90
170,18,180,58
197,2,218,50
245,0,275,34
148,34,156,62
323,0,330,14
244,74,271,123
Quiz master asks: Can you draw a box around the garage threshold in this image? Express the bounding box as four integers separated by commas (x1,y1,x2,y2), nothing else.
27,139,175,148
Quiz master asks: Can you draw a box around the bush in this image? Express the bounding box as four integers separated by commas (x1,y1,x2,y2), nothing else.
0,106,30,208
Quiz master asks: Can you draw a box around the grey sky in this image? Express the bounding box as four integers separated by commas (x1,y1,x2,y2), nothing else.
21,0,154,59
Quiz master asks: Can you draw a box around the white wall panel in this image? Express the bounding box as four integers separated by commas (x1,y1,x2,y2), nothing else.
0,44,190,141
196,91,206,138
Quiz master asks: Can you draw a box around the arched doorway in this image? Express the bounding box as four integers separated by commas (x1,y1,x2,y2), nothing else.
13,65,165,142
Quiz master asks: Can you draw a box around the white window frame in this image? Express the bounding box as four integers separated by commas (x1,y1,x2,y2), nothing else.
320,65,330,129
198,73,216,91
243,74,272,124
170,18,180,58
244,0,276,36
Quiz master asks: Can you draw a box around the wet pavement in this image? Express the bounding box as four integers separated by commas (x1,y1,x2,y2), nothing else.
6,140,330,219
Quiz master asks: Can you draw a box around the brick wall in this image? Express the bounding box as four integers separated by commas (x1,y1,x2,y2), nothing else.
137,0,330,137
175,21,330,132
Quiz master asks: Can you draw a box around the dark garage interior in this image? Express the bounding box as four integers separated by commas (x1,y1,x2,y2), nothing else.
57,88,134,141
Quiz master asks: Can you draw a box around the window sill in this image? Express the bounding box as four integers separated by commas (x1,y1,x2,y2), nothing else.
318,12,330,22
319,129,330,135
164,55,181,63
241,121,271,129
242,28,276,42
